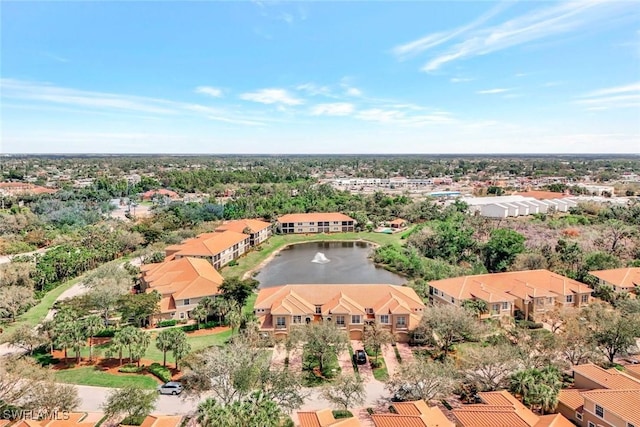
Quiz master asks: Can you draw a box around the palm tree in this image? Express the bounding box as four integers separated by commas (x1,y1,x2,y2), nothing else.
110,333,126,366
191,305,207,330
170,330,190,370
38,320,56,354
509,370,535,400
226,308,242,336
84,315,103,362
156,329,173,367
114,326,139,365
68,322,87,363
131,330,151,367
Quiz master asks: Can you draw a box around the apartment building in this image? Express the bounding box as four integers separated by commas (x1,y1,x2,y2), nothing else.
371,400,454,427
297,409,361,427
215,218,272,246
452,390,573,427
140,257,224,322
277,212,355,234
589,267,640,294
557,364,640,427
165,230,250,269
429,269,593,321
254,284,425,341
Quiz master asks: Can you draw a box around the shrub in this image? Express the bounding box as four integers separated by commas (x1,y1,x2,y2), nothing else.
393,344,402,363
332,410,353,419
228,260,238,267
121,415,146,426
118,364,143,374
148,362,172,383
366,408,374,415
157,319,177,328
516,320,543,329
94,329,117,338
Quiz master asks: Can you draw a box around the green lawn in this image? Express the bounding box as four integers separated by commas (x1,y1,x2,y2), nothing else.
221,232,404,279
55,367,159,389
371,357,389,381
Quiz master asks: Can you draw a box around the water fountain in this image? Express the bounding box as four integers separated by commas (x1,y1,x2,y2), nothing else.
311,252,330,264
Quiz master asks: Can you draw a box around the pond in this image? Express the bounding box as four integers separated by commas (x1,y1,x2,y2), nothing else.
255,241,406,288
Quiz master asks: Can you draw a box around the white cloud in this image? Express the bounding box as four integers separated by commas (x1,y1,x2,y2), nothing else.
195,86,223,98
409,1,635,71
311,103,354,116
477,88,511,94
450,77,473,83
296,83,333,97
240,88,303,105
577,82,640,110
392,3,509,60
346,87,362,97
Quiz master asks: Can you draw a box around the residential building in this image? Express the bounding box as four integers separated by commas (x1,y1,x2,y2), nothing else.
277,212,355,234
557,364,640,427
138,415,183,427
297,409,361,427
254,284,425,341
589,267,640,294
2,413,103,427
215,218,272,246
166,230,250,269
389,218,408,229
140,257,224,322
0,182,57,196
429,270,593,320
452,390,573,427
371,400,454,427
141,188,180,201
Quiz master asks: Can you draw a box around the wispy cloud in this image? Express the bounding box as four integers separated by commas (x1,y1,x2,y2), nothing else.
356,108,455,126
296,83,334,97
477,88,511,95
395,1,635,72
42,52,69,63
0,78,264,125
195,86,223,98
311,103,354,116
345,87,362,97
576,82,640,110
450,77,474,83
392,2,509,60
240,88,303,105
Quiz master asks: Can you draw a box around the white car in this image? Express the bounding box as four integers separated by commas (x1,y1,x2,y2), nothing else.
157,381,182,395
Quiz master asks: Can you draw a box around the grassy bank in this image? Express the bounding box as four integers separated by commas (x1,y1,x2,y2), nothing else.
55,367,159,389
221,232,404,280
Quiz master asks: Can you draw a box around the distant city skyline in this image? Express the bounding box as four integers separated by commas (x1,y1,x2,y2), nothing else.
1,1,639,154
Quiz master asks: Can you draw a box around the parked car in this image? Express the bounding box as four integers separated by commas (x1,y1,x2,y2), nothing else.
157,381,182,395
354,349,367,365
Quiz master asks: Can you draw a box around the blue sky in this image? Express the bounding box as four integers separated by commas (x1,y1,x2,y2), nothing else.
1,1,639,154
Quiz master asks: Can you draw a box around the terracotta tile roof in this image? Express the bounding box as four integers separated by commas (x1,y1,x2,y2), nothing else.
297,409,361,427
139,415,183,427
174,230,249,257
256,284,424,328
589,267,640,290
389,218,407,225
452,408,532,427
572,363,640,390
0,421,10,427
429,269,591,303
142,257,224,310
557,389,587,411
142,189,179,199
277,212,355,223
534,414,574,427
40,413,96,427
372,401,454,427
625,364,640,381
215,219,271,234
11,421,42,427
478,391,538,426
580,389,640,425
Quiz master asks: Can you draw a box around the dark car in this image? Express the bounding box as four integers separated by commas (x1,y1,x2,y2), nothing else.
157,381,183,395
354,349,367,365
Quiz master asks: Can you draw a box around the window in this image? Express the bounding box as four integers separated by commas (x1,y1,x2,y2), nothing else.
492,304,500,312
276,317,286,328
451,297,455,303
351,315,361,324
366,308,374,314
566,295,573,303
627,423,635,427
380,315,389,324
179,312,185,319
537,298,544,305
310,228,315,232
293,315,301,324
336,315,345,326
315,305,322,314
502,302,509,310
183,298,190,306
396,316,406,327
297,222,302,225
588,422,595,427
581,294,589,303
595,404,604,418
575,412,582,421
309,222,315,225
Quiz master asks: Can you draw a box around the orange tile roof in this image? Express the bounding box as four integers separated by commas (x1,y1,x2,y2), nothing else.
478,391,538,426
572,364,640,390
625,364,640,381
452,408,532,427
142,257,224,310
589,267,640,290
139,415,183,427
40,413,95,427
429,269,591,303
534,414,574,427
297,409,361,427
174,230,249,257
142,189,179,199
372,401,454,427
389,218,407,225
216,219,271,234
557,389,587,411
277,212,355,223
580,389,640,425
256,284,424,328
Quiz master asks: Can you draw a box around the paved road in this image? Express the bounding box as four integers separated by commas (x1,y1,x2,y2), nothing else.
75,385,200,415
0,247,51,265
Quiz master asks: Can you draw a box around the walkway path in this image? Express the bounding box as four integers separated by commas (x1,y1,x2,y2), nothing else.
0,247,51,265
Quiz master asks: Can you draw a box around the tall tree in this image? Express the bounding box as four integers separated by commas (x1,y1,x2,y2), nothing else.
385,360,457,403
483,228,526,273
220,277,259,308
156,329,173,367
302,322,348,375
321,374,366,411
362,322,393,364
84,315,103,362
101,385,158,425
